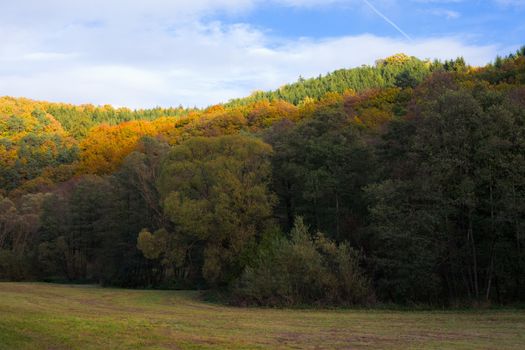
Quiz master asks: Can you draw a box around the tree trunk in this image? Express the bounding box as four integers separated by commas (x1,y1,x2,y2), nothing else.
513,183,522,299
485,177,496,301
285,181,294,231
468,211,479,299
335,190,340,239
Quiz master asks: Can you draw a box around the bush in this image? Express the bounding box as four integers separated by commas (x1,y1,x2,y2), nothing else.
232,218,374,306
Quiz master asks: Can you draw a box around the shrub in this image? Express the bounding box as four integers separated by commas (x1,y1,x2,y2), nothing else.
232,217,374,306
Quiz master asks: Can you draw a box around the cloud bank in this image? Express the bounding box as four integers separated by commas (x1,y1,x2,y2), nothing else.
0,1,507,108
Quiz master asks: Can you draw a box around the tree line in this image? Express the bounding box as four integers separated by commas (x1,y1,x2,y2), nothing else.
0,49,524,306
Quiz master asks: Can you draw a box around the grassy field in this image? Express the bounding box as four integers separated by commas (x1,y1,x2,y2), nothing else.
0,283,524,349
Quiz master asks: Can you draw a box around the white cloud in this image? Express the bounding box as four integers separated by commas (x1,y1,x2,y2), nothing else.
0,1,505,108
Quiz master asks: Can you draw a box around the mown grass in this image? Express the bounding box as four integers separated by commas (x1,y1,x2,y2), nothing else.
0,283,524,349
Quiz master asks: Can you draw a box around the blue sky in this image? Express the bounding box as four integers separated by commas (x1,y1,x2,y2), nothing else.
236,1,524,45
0,0,523,108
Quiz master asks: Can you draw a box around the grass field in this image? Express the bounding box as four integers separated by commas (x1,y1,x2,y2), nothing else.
0,283,524,349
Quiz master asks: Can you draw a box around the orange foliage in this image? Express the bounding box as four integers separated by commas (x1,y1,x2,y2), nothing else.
344,88,400,129
78,120,160,174
246,100,298,129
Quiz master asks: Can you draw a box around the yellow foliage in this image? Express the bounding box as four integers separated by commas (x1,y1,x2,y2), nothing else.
78,120,159,174
381,53,411,66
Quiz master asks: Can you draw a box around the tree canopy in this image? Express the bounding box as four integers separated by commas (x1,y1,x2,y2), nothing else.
1,48,525,306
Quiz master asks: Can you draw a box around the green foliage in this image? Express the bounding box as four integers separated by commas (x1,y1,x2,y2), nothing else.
477,49,525,85
2,49,525,307
227,54,431,106
142,134,276,286
45,104,192,139
0,193,48,280
266,103,375,238
34,138,171,286
368,82,525,303
233,217,373,306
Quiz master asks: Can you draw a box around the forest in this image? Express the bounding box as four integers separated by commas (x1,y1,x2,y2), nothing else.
1,49,524,307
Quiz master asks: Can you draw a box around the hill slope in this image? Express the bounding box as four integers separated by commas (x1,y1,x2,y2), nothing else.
225,53,467,106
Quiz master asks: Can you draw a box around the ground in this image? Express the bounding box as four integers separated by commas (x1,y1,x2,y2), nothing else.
0,283,524,349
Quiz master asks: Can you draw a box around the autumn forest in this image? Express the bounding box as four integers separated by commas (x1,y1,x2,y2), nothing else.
1,50,525,307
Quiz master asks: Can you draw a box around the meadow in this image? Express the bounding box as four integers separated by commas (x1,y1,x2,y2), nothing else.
0,283,524,349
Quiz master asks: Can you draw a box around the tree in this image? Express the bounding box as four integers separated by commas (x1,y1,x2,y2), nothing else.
139,135,276,286
0,193,47,280
233,217,372,306
368,84,525,303
266,103,375,240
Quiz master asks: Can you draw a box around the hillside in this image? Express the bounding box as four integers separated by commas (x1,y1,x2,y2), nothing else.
0,53,479,194
1,48,525,307
226,53,450,106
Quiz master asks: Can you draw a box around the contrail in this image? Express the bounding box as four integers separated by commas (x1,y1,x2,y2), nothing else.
362,0,412,41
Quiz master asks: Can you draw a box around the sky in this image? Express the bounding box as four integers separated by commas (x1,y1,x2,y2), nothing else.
0,0,523,108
